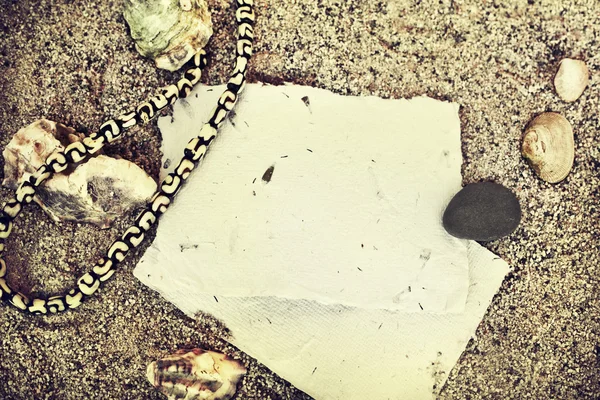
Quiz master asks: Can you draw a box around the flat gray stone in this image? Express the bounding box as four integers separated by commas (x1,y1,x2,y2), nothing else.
443,182,521,241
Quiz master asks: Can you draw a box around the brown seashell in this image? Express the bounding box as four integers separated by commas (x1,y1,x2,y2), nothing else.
554,58,589,102
147,348,246,400
521,112,574,183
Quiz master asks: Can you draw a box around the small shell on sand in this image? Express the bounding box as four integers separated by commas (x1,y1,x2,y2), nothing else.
123,0,212,71
147,348,246,400
2,119,157,228
521,112,574,183
554,58,589,102
35,155,157,228
2,119,80,190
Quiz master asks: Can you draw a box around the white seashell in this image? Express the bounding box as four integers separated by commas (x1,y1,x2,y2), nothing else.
147,348,246,400
554,58,589,102
521,112,574,183
2,119,157,228
123,0,212,71
2,119,75,189
35,155,157,228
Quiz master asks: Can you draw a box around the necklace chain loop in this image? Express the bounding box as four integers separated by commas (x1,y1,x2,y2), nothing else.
0,0,255,314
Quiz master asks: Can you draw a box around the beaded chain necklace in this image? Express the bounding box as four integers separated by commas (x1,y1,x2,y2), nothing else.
0,0,255,314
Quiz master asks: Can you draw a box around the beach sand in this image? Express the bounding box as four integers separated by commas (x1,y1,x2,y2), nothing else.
0,0,598,398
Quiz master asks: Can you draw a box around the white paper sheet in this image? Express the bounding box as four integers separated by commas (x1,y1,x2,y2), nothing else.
136,241,508,399
134,85,511,398
144,84,468,312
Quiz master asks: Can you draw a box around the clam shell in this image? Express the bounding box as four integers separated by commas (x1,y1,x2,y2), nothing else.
123,0,212,71
554,58,589,102
2,119,157,228
147,348,246,400
521,112,574,183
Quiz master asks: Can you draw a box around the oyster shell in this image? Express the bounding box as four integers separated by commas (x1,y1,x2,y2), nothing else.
123,0,212,71
554,58,589,103
2,119,157,228
521,112,574,183
2,119,79,189
147,348,246,400
35,155,157,228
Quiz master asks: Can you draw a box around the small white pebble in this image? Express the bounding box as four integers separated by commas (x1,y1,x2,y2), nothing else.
554,58,589,102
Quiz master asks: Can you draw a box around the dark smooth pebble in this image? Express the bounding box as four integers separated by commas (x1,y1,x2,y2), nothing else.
442,182,521,241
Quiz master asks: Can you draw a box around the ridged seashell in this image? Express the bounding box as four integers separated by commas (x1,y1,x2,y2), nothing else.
123,0,212,71
554,58,589,102
147,348,246,400
2,119,157,228
521,112,574,183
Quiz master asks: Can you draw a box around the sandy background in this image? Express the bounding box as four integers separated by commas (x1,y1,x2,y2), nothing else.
0,0,598,399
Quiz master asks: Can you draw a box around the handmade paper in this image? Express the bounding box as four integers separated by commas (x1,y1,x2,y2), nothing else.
141,84,468,312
